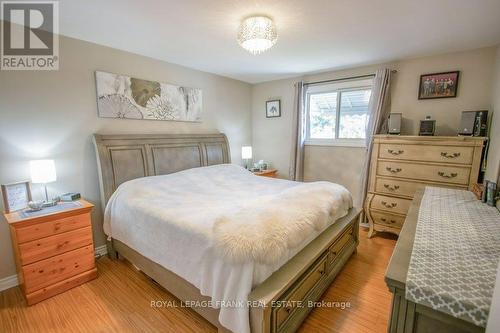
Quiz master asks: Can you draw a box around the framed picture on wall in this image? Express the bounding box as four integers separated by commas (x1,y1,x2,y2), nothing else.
266,99,281,118
1,181,32,213
418,71,460,99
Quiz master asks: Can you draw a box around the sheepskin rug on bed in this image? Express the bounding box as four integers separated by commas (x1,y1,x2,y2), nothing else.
213,181,352,265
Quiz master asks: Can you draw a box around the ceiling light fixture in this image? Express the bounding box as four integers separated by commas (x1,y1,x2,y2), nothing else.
237,16,277,55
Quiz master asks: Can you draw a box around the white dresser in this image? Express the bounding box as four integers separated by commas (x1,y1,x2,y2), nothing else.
364,135,485,238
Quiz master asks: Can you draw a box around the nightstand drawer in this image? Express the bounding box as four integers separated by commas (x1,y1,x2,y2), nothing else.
19,226,93,265
23,245,95,294
16,212,91,244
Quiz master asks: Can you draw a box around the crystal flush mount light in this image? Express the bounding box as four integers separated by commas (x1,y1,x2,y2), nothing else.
237,16,278,55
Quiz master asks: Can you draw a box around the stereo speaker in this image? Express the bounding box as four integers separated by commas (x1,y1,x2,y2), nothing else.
388,113,402,135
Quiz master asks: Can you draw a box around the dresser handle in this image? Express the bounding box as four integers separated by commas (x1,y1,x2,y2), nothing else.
438,171,458,178
381,218,397,224
387,149,404,155
383,184,400,191
441,152,461,159
386,167,402,174
285,307,292,314
381,201,397,208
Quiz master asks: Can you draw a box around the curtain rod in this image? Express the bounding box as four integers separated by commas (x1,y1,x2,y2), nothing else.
304,70,397,86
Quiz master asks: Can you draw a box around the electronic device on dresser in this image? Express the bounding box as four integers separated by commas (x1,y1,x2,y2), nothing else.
388,113,402,135
459,110,488,136
419,116,435,136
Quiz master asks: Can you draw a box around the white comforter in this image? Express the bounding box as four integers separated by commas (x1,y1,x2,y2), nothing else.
104,164,352,333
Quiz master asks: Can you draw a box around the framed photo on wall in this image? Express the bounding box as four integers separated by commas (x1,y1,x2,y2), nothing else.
418,71,460,99
266,99,281,118
1,181,32,213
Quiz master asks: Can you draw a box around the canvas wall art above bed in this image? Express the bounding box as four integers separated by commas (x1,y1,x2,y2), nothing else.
95,71,202,121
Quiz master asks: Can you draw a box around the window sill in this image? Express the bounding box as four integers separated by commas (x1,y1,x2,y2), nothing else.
304,139,366,148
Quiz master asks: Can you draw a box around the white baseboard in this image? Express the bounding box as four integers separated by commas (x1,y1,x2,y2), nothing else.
0,274,19,292
0,245,108,292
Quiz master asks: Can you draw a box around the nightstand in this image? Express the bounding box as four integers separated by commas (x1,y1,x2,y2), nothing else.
3,199,97,305
253,169,278,178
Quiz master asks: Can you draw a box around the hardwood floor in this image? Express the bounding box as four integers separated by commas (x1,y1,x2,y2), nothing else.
0,228,397,333
299,229,397,333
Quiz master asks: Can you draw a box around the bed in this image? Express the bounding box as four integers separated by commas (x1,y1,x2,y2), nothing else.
93,133,360,333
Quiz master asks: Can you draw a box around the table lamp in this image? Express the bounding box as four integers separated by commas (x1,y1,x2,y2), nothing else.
241,146,252,169
30,159,57,205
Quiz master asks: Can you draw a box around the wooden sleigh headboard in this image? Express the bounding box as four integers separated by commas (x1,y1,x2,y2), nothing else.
93,133,230,208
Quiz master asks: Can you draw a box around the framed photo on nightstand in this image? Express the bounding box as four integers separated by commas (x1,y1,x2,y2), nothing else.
266,99,281,118
1,181,32,213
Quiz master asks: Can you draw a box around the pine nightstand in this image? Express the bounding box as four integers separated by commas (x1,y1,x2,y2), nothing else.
253,169,278,178
3,199,97,305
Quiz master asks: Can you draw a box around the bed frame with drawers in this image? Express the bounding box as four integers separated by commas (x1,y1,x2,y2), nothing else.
93,133,360,333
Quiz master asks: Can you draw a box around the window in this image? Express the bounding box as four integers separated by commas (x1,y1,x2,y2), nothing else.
305,78,372,147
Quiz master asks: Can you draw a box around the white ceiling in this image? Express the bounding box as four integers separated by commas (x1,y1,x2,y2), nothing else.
59,0,500,83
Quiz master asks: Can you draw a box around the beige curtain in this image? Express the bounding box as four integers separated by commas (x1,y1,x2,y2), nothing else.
361,69,393,222
289,81,306,181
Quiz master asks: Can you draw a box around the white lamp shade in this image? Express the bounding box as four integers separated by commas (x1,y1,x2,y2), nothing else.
242,146,253,159
30,159,57,184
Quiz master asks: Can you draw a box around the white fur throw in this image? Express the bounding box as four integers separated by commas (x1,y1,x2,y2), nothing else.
213,182,352,265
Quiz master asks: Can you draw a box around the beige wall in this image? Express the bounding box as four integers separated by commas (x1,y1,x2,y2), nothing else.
392,48,495,135
252,77,299,178
0,35,252,279
251,47,497,207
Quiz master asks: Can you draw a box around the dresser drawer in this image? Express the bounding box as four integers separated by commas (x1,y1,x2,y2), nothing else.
275,254,328,330
377,161,471,185
375,177,423,197
16,212,91,244
374,177,467,198
23,245,95,294
379,144,474,165
370,194,411,215
370,211,405,228
19,226,93,265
